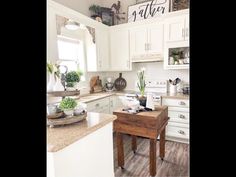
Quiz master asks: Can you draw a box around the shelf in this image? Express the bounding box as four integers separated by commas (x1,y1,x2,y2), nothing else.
164,64,189,70
47,90,80,97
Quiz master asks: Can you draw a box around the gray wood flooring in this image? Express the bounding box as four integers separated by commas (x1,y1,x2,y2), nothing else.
113,134,189,177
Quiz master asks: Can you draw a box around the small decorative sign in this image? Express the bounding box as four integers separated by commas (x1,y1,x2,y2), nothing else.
128,0,169,22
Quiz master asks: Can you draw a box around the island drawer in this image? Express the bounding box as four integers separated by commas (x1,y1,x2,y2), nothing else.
166,122,189,140
168,110,189,124
162,98,189,108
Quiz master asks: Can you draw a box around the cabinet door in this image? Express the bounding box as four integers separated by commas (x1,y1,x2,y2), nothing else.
110,28,131,71
96,29,110,71
184,14,189,41
86,97,110,113
165,16,185,42
47,5,58,63
109,96,124,114
147,24,164,55
129,27,148,58
109,96,116,114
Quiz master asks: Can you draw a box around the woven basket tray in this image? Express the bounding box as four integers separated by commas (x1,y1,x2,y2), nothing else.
47,112,65,119
47,90,80,97
47,112,87,128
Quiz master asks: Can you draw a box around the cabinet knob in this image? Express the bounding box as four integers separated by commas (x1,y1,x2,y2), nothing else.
178,130,185,135
178,101,186,105
95,103,99,107
178,114,185,119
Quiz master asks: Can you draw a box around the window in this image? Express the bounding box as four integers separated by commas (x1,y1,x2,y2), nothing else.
57,35,85,81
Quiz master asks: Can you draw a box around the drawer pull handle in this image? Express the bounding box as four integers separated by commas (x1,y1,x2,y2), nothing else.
178,130,185,135
179,101,186,105
179,114,185,119
95,103,99,107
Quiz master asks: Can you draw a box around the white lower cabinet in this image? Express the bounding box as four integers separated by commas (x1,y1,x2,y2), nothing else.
86,97,110,114
109,95,123,114
162,97,189,144
85,95,124,115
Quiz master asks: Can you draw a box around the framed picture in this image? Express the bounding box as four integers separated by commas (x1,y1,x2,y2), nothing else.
100,7,114,26
170,0,189,12
128,0,169,23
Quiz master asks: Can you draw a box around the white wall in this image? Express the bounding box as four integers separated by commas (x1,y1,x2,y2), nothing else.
109,62,188,90
53,0,103,17
87,62,189,91
52,0,139,24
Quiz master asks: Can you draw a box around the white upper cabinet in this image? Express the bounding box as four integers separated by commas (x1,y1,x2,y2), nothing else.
47,4,59,63
164,10,189,70
184,15,189,41
165,14,189,43
129,23,164,62
92,29,109,71
109,28,131,71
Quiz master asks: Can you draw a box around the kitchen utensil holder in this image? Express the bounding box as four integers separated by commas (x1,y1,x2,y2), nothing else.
169,84,177,93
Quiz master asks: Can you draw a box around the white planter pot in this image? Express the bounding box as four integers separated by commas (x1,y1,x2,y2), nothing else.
63,109,74,116
47,74,54,92
53,78,64,91
66,87,76,91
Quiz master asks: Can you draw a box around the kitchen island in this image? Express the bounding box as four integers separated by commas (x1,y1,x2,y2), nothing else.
47,112,117,177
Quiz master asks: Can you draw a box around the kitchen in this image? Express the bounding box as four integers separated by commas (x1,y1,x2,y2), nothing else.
47,0,189,177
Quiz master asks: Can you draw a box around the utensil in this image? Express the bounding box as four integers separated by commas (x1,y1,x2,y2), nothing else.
172,78,181,85
169,79,173,85
175,78,181,85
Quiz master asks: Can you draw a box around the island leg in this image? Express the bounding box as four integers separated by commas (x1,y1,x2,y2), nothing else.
131,135,137,153
150,138,156,177
160,127,166,160
116,132,124,168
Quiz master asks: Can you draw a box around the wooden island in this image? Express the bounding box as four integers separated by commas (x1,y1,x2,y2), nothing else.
113,106,169,177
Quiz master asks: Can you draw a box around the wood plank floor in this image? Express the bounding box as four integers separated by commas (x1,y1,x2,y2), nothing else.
113,134,189,177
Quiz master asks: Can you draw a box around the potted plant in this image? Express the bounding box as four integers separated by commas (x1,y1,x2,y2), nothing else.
59,97,77,116
137,67,146,107
65,70,83,91
171,49,180,65
89,4,102,19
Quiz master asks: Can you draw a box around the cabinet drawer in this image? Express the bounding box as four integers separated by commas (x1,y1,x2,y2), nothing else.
166,124,189,139
168,110,189,124
86,97,110,112
162,98,189,107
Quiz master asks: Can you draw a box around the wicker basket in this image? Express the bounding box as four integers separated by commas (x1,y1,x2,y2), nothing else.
47,90,80,97
47,112,87,128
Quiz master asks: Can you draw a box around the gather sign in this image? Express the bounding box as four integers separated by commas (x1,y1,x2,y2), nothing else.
128,0,169,22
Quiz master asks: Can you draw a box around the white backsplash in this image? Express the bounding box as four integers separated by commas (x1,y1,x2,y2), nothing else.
85,62,189,93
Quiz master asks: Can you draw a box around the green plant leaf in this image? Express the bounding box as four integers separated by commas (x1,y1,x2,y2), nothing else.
59,97,77,110
47,63,54,74
65,71,80,83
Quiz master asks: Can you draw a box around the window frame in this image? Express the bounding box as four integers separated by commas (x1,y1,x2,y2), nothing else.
56,34,87,82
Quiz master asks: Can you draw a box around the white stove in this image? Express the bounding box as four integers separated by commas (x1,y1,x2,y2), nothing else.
128,80,168,105
135,79,167,93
